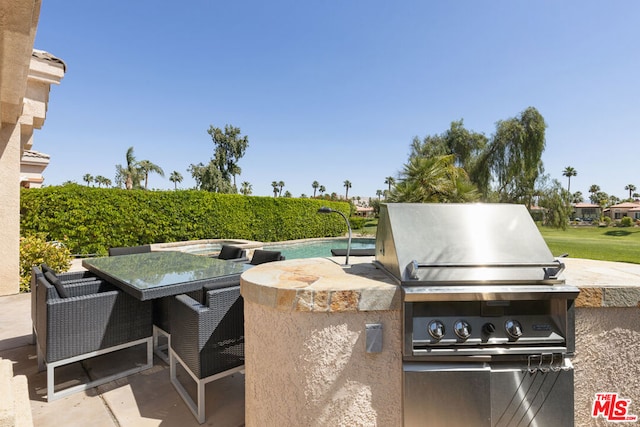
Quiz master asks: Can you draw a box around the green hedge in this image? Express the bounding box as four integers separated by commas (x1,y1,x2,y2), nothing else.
20,185,350,256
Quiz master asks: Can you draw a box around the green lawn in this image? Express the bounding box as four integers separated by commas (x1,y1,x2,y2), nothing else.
539,226,640,264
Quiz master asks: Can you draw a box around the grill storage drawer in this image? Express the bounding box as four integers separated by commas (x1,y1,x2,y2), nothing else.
403,361,574,427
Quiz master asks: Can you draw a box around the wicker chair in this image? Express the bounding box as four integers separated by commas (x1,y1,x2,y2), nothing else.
249,249,285,265
34,271,153,401
30,265,100,344
169,284,244,424
216,245,248,262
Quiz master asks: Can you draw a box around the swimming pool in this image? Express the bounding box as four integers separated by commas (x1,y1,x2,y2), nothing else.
263,238,375,260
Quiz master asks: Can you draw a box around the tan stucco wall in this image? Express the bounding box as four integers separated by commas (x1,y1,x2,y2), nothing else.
574,307,640,426
0,1,64,295
0,124,22,295
242,258,402,426
244,299,402,427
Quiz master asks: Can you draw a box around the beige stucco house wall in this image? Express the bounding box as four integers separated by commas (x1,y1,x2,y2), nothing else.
1,0,65,295
605,201,640,221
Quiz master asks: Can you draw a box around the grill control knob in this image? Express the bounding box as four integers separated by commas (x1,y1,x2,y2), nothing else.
482,322,496,335
427,320,445,340
505,320,523,339
454,320,472,340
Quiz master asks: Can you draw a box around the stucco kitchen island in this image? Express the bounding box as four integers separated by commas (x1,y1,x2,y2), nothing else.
240,257,402,426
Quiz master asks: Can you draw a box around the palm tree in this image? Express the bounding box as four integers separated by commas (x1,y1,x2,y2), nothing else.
625,184,637,199
376,189,383,200
169,171,183,190
116,147,143,190
271,181,279,197
229,163,241,190
588,184,600,204
94,175,108,187
572,191,584,204
312,181,319,198
388,155,479,203
319,185,326,196
240,181,252,195
343,180,352,199
562,167,577,193
138,159,165,190
82,173,93,186
384,176,395,194
278,181,285,197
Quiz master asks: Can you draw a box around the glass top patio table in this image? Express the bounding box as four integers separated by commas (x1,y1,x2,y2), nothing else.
82,251,249,301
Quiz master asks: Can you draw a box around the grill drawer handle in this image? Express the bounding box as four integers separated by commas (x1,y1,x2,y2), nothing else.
406,259,566,279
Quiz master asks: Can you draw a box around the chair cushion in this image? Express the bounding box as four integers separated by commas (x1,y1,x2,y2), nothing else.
44,270,70,298
250,250,283,265
41,263,55,276
218,245,243,260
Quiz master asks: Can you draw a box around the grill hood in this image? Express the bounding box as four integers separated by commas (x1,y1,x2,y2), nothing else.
374,203,565,285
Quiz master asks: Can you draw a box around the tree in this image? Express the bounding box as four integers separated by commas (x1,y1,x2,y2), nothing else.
189,162,229,193
343,180,352,199
319,185,326,196
278,181,285,197
312,181,319,198
116,147,143,190
384,176,395,194
588,185,600,203
376,189,383,200
82,174,94,186
410,120,488,195
572,191,584,204
169,171,183,190
478,107,547,207
94,175,111,188
538,178,572,230
592,191,609,209
625,184,637,199
271,181,279,197
138,160,165,190
562,166,577,193
240,181,252,195
189,124,248,193
388,155,479,203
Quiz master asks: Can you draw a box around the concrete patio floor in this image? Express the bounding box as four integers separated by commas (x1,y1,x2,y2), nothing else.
0,292,245,427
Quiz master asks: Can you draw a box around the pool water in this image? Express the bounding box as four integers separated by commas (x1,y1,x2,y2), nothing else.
263,238,375,260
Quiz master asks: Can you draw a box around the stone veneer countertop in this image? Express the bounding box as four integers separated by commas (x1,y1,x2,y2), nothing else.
240,257,400,312
240,256,640,311
561,257,640,308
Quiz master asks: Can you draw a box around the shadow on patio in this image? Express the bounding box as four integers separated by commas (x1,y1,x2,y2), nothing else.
0,293,245,427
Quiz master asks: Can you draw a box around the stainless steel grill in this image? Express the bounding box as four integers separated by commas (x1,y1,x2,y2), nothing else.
374,203,580,427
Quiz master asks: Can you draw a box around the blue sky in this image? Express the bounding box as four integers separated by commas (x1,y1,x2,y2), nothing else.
33,1,640,200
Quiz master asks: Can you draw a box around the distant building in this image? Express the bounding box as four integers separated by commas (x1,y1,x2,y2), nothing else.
604,201,640,220
355,206,374,217
572,203,601,221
